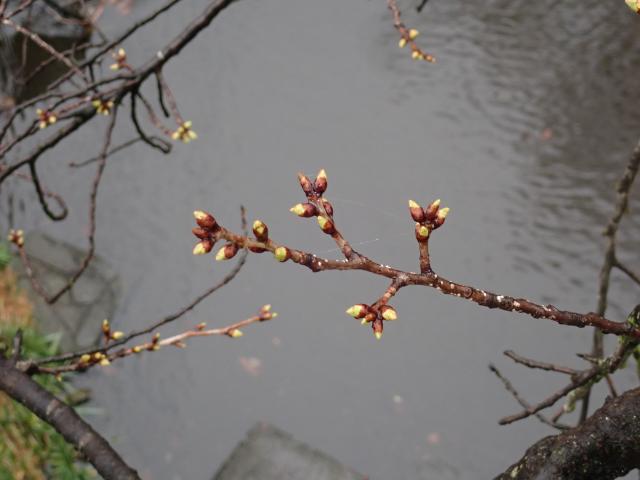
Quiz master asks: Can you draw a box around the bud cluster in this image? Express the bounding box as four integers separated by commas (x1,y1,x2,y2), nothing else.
259,304,278,321
36,108,57,129
408,198,450,241
192,210,221,257
7,229,24,247
172,120,197,143
101,319,124,342
109,48,129,71
397,28,435,63
297,169,328,198
295,169,338,237
92,98,115,115
80,351,111,367
346,303,398,339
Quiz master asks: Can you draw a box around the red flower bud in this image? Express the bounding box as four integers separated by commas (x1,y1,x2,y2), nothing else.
290,203,318,217
298,173,314,196
252,220,269,242
192,227,210,240
424,199,441,222
193,210,217,230
321,199,334,217
372,318,384,340
216,243,239,261
314,169,328,194
408,200,426,223
317,216,336,235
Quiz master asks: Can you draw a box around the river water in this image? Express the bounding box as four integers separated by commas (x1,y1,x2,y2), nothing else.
6,0,640,478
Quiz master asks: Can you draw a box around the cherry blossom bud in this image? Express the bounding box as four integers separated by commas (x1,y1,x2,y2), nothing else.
274,246,291,262
298,173,314,195
409,29,419,40
380,305,398,321
111,331,124,340
321,199,334,216
317,216,336,234
425,199,441,221
193,210,217,230
290,203,318,217
373,318,384,340
361,312,376,325
102,319,110,335
7,229,24,247
228,329,243,338
252,220,269,242
192,227,210,240
314,169,328,194
434,207,450,227
415,223,430,241
193,239,213,255
346,304,369,319
215,243,238,261
408,200,426,223
399,38,407,48
626,0,640,13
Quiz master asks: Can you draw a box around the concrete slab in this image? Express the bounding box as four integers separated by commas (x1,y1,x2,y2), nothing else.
213,423,367,480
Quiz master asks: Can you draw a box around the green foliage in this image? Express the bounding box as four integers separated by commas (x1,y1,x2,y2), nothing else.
0,327,95,480
0,242,10,272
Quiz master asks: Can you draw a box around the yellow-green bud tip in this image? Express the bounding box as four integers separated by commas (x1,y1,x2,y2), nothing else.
290,204,306,216
399,38,407,48
215,247,227,261
346,305,364,318
408,199,420,209
382,307,398,321
432,199,441,208
626,0,640,12
193,243,207,255
317,216,328,228
99,358,111,366
418,225,429,238
274,247,289,262
375,331,383,340
409,29,419,40
252,220,265,232
317,169,327,180
229,329,243,338
438,207,450,220
111,331,124,340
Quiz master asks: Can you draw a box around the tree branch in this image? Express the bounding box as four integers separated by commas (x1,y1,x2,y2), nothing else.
0,356,140,479
495,386,640,480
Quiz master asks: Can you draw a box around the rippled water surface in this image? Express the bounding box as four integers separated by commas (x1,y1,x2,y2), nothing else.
7,0,640,478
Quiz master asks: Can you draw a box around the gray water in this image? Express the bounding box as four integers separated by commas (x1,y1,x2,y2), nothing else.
7,0,640,478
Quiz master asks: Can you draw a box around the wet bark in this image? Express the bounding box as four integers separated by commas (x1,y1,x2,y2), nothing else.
495,387,640,480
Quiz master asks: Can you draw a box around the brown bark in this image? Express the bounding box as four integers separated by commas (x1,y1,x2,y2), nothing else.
495,387,640,480
0,356,140,480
